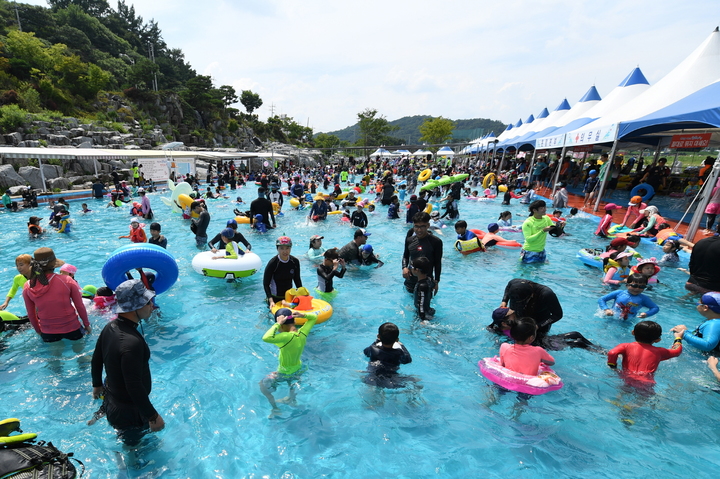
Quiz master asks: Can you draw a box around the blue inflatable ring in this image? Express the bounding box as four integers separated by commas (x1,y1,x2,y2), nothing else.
102,243,179,294
630,182,654,202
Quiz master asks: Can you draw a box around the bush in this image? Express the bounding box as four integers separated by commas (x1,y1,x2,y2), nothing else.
228,119,239,133
0,104,29,132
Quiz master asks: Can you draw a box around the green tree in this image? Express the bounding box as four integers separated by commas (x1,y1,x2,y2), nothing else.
314,133,344,150
356,108,398,147
419,116,455,146
240,89,262,114
219,85,237,109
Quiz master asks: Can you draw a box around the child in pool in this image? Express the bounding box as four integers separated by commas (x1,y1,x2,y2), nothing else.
148,222,167,249
92,286,117,313
363,322,413,389
607,320,682,384
212,227,245,259
307,235,326,261
359,244,384,267
260,308,318,418
487,307,517,338
454,220,477,241
387,196,400,219
56,210,71,233
59,263,78,281
316,248,346,294
595,203,622,237
497,211,514,228
119,219,147,243
631,257,661,284
602,251,633,286
27,216,43,236
253,214,267,233
658,239,681,265
81,203,92,213
499,316,555,376
412,257,435,320
429,211,445,230
598,273,659,320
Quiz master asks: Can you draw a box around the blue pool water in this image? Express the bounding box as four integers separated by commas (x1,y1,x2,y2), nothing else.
1,185,719,478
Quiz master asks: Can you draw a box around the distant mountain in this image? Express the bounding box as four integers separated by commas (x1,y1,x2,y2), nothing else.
321,115,507,145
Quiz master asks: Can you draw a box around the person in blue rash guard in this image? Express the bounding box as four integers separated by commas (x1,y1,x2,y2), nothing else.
598,274,659,321
454,220,476,241
671,292,720,353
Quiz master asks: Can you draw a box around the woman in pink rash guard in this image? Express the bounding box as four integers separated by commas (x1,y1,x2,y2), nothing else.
23,247,90,350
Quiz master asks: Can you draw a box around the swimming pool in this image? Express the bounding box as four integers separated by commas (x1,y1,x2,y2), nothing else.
1,184,718,478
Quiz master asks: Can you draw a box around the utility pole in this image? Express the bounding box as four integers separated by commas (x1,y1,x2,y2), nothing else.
269,103,276,117
14,2,21,31
147,43,158,91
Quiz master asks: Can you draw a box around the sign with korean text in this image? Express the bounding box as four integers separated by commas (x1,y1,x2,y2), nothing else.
668,133,711,149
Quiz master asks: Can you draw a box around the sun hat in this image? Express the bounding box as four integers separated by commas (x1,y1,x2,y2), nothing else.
604,203,622,210
701,292,720,313
59,263,77,274
115,279,156,314
33,247,64,271
615,251,633,260
633,257,661,276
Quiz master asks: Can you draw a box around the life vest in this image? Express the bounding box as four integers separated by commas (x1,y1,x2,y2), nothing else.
294,294,314,311
655,228,678,244
603,259,629,281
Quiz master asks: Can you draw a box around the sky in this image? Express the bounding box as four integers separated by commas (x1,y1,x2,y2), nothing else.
20,0,720,134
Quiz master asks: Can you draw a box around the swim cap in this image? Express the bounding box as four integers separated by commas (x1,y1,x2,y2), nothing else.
60,263,77,274
492,307,510,325
487,223,499,233
221,228,235,238
701,292,720,313
361,244,373,254
276,236,292,246
226,219,238,227
589,169,597,175
274,308,294,321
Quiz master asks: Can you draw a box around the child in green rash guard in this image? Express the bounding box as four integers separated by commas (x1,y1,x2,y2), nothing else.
260,308,318,418
520,199,555,264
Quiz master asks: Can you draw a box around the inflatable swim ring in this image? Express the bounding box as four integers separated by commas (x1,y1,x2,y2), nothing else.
270,299,333,325
455,236,485,254
452,173,469,183
471,229,522,250
482,173,496,189
234,216,251,224
418,169,432,182
499,226,523,233
478,357,563,395
424,203,433,214
272,202,281,215
102,243,179,294
498,185,508,193
630,182,654,202
191,251,262,279
289,197,301,208
0,418,37,445
160,180,193,213
577,248,604,269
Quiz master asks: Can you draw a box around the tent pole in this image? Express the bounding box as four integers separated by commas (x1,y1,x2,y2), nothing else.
593,139,618,212
496,149,506,175
93,158,98,176
687,157,720,241
550,145,567,199
526,150,538,189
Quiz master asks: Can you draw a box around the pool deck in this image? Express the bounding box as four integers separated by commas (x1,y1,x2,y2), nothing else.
534,185,709,244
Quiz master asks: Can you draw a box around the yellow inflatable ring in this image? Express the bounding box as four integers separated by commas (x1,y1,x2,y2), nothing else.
498,185,508,192
272,202,281,215
482,173,496,189
289,197,300,208
424,203,433,214
418,169,432,182
336,192,348,200
234,216,251,224
270,299,333,324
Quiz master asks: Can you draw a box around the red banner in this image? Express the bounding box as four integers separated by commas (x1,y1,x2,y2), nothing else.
669,133,711,149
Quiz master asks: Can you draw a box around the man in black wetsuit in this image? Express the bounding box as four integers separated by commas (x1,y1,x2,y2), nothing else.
263,236,302,309
686,235,720,294
208,219,252,252
191,201,210,249
402,211,443,294
250,187,276,229
499,279,563,344
91,279,164,445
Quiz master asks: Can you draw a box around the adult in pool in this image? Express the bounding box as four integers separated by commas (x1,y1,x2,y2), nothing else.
520,200,556,264
402,211,443,294
208,219,251,253
499,279,562,345
685,235,720,294
263,236,302,309
91,279,164,445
